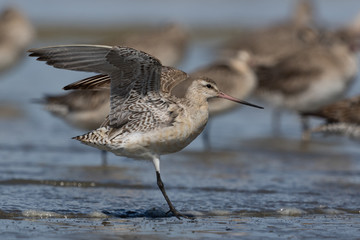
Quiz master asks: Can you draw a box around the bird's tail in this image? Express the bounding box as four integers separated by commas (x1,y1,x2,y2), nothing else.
73,127,109,146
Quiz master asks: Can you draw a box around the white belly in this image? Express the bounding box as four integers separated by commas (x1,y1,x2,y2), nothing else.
83,107,209,160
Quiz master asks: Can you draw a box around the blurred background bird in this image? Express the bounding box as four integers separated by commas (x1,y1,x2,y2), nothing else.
221,0,316,66
100,23,189,66
219,0,360,136
0,6,35,75
36,89,110,165
253,30,358,134
302,95,360,141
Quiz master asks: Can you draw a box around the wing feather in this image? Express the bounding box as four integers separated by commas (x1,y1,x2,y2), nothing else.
63,74,111,90
28,45,115,73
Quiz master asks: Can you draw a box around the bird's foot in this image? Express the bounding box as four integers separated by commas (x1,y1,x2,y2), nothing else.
166,207,194,220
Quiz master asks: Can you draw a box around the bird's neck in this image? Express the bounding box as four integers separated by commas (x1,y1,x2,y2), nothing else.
185,89,209,110
183,89,210,134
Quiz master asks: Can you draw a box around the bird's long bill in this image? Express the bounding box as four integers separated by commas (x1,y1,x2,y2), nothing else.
218,92,264,109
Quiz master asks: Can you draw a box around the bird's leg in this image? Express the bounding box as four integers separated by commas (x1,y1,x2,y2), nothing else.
202,121,211,150
101,150,108,167
272,108,282,136
300,114,310,133
152,157,191,219
156,171,190,219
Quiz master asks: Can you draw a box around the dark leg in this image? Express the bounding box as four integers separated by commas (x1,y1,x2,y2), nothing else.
101,150,107,167
156,171,191,219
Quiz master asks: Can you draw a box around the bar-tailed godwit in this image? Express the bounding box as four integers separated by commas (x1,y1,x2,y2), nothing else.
302,95,360,141
254,32,358,134
29,45,263,219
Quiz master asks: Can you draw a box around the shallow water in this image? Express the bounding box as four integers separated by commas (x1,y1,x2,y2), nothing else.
1,0,360,239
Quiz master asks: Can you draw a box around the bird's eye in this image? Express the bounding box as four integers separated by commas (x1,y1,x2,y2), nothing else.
206,84,213,89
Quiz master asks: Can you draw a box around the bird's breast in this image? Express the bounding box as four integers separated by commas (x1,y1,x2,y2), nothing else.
125,105,209,155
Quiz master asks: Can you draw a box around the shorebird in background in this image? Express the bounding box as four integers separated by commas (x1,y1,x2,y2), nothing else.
172,51,257,147
242,5,360,135
302,95,360,141
254,31,358,134
29,45,263,219
0,7,35,74
37,90,110,165
102,23,188,66
222,0,315,65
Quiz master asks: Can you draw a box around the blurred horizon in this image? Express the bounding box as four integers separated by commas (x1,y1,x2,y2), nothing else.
2,0,360,29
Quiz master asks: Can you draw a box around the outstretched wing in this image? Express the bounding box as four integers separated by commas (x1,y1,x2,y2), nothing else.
29,45,164,128
29,44,190,135
105,46,163,127
28,45,116,73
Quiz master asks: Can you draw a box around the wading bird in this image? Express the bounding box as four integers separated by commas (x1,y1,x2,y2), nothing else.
29,45,263,219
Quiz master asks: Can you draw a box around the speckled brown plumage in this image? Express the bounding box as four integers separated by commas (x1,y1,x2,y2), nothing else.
302,95,360,140
303,95,360,124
